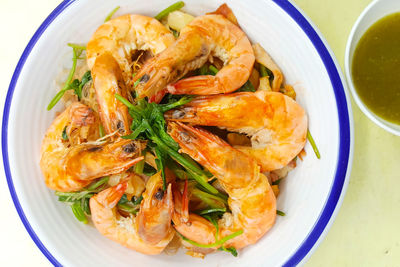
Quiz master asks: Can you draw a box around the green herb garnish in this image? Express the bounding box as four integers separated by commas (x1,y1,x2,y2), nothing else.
61,126,68,140
116,94,219,194
277,210,286,216
47,54,91,110
134,154,145,175
47,47,80,110
236,80,255,92
272,178,282,186
198,64,209,75
56,177,109,223
117,194,143,214
99,124,105,138
154,1,184,20
71,201,88,224
104,6,120,22
154,147,167,190
171,28,179,38
196,208,227,215
67,43,86,51
75,70,92,100
209,65,219,75
177,229,243,249
143,163,157,177
219,246,238,257
82,197,91,215
191,188,227,209
307,130,320,159
259,64,269,78
86,176,109,191
132,195,144,205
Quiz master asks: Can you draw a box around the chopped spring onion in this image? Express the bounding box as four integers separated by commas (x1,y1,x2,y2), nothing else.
81,197,91,215
115,94,135,109
133,76,142,88
272,178,282,186
47,49,90,109
277,210,286,216
117,203,139,214
209,65,219,75
99,124,105,138
61,126,68,140
56,177,109,203
202,213,238,256
56,191,94,202
198,64,209,75
117,195,142,214
219,246,238,257
132,195,144,205
143,164,157,177
104,6,120,22
154,1,185,21
197,208,226,215
118,194,129,204
47,47,79,110
236,80,255,92
307,130,320,159
171,28,179,38
75,70,92,100
134,156,145,175
116,94,218,194
71,201,88,224
154,147,167,191
67,43,86,50
177,229,243,248
86,176,109,191
192,188,227,208
259,64,269,77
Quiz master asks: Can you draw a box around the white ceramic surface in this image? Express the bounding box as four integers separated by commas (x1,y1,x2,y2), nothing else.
4,0,352,266
345,0,400,136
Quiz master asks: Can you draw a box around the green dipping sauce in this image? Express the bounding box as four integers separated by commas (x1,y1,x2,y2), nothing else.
352,12,400,125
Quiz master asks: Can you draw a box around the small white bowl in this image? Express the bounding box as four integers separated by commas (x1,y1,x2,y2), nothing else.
345,0,400,136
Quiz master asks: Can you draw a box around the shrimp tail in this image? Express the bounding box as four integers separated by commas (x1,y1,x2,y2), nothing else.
96,181,128,209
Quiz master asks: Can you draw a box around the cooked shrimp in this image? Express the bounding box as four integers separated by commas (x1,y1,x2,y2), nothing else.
134,14,254,101
165,90,307,172
87,14,175,85
40,102,145,192
90,172,174,254
168,122,276,250
92,53,132,135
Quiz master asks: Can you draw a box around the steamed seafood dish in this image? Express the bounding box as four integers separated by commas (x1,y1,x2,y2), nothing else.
40,2,317,258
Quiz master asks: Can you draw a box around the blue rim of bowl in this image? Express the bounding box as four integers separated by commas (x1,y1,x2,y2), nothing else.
2,0,351,266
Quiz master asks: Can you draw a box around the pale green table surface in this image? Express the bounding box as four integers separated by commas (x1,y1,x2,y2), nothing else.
0,0,399,266
293,0,400,266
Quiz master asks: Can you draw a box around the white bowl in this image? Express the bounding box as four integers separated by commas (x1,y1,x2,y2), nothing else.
345,0,400,136
3,0,353,266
